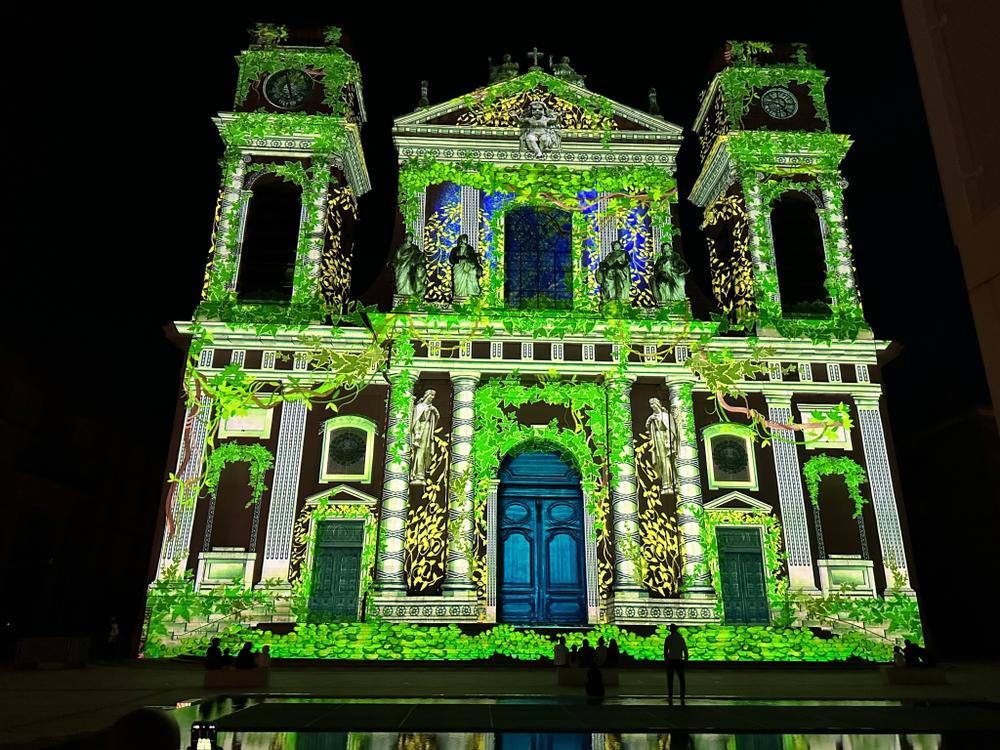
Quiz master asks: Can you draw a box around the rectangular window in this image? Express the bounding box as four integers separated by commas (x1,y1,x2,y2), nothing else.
504,206,574,309
490,341,503,360
798,403,853,450
262,351,277,370
521,342,534,360
798,363,813,382
551,343,564,361
704,424,759,490
583,344,595,362
219,408,274,439
826,363,842,382
427,340,442,358
321,417,377,483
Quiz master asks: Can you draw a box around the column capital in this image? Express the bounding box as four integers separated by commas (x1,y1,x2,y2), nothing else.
762,391,793,409
852,393,882,410
449,370,481,384
666,376,697,388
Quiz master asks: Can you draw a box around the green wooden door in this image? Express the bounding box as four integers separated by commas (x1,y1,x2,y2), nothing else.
717,526,770,625
309,520,364,619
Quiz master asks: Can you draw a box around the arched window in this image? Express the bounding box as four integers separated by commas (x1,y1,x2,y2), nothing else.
320,416,377,483
703,423,758,490
236,173,302,303
770,192,829,316
504,206,573,309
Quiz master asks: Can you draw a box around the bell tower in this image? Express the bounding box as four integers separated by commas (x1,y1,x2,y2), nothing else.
198,24,370,325
689,41,868,340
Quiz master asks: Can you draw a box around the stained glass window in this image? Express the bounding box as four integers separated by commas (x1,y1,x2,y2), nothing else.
504,206,573,309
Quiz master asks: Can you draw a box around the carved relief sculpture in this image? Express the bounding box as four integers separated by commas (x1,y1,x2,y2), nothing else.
519,99,562,158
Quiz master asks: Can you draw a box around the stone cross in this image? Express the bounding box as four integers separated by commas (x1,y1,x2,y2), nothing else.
527,47,544,68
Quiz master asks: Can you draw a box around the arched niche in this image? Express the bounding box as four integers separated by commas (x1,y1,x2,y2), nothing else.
769,191,830,316
236,172,303,303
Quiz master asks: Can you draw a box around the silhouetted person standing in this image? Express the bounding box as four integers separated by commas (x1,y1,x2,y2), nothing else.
579,639,596,667
606,638,621,667
595,636,608,666
553,636,569,666
585,666,605,700
205,638,223,670
235,642,256,669
663,624,689,705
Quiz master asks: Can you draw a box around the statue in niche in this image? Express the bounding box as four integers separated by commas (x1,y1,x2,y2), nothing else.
449,234,481,299
393,232,426,298
596,241,631,302
651,243,690,305
519,99,561,158
646,397,680,495
409,389,439,485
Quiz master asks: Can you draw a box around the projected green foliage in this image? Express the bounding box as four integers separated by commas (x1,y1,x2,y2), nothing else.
144,620,896,663
802,454,869,519
203,442,274,508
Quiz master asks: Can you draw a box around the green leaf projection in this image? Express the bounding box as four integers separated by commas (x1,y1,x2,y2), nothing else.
802,455,869,519
144,36,922,663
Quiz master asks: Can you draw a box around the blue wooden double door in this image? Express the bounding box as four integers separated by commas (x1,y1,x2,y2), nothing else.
499,451,587,625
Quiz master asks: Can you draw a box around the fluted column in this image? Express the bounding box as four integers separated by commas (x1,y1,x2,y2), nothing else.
765,394,820,592
854,396,915,594
668,380,714,596
157,393,214,577
375,369,418,593
260,401,309,582
609,376,644,594
444,372,479,596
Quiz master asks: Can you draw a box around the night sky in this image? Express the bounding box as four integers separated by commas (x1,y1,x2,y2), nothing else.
8,7,996,653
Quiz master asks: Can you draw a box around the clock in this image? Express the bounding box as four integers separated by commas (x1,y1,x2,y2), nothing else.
263,69,314,109
761,87,798,120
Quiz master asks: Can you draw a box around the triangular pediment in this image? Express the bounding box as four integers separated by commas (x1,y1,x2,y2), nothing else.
704,491,773,513
394,72,681,136
305,484,377,506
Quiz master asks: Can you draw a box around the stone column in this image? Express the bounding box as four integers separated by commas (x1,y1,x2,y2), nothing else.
609,376,644,595
668,380,714,596
375,369,417,594
157,394,213,577
260,401,309,583
443,372,479,597
214,156,248,293
854,396,915,593
765,394,820,592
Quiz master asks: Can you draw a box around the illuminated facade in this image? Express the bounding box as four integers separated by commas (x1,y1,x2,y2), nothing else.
143,30,921,661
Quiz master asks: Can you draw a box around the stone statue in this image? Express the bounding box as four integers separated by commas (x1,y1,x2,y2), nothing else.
488,54,520,83
551,56,585,86
596,241,631,302
648,87,662,118
519,99,561,158
416,80,430,110
651,244,690,305
449,234,481,299
409,389,439,485
646,397,679,495
393,232,425,298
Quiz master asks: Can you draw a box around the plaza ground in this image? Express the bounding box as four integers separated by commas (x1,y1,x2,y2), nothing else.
2,659,1000,747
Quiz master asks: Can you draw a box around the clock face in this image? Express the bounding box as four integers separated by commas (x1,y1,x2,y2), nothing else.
263,69,314,109
761,87,798,119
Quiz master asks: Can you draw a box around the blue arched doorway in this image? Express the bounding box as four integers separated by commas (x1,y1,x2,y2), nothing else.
498,450,587,625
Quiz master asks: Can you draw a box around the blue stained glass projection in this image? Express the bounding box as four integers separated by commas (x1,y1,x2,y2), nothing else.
423,181,463,302
619,202,654,306
504,206,574,309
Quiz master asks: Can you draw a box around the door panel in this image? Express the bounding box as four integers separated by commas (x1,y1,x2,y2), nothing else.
309,520,363,620
498,451,587,625
717,526,771,626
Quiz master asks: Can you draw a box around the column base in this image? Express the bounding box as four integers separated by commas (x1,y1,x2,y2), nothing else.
369,594,481,623
612,596,719,626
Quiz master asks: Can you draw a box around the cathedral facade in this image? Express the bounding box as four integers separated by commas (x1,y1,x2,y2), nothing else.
143,29,921,659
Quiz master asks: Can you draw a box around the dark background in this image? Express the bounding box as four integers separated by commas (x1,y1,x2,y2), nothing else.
5,6,997,658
